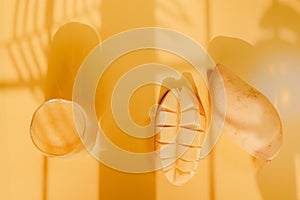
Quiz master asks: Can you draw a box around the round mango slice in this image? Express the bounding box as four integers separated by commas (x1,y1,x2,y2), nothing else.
30,99,85,157
30,22,99,157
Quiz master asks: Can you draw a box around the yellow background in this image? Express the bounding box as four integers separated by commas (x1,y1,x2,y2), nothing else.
1,0,300,199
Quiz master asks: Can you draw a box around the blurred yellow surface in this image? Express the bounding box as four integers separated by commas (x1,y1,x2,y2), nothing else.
1,0,300,200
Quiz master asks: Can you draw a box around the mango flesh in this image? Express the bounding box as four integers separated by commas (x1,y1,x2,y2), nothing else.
155,87,206,186
30,99,85,157
209,64,283,160
46,22,100,100
30,22,99,157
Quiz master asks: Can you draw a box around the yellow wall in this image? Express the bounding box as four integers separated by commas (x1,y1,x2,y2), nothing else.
1,0,300,200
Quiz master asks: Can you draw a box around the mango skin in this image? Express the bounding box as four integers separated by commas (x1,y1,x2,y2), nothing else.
209,64,283,160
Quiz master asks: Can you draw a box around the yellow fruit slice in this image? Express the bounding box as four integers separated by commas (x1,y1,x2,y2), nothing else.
155,87,206,186
30,99,85,157
46,22,100,100
209,64,283,160
30,22,99,157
